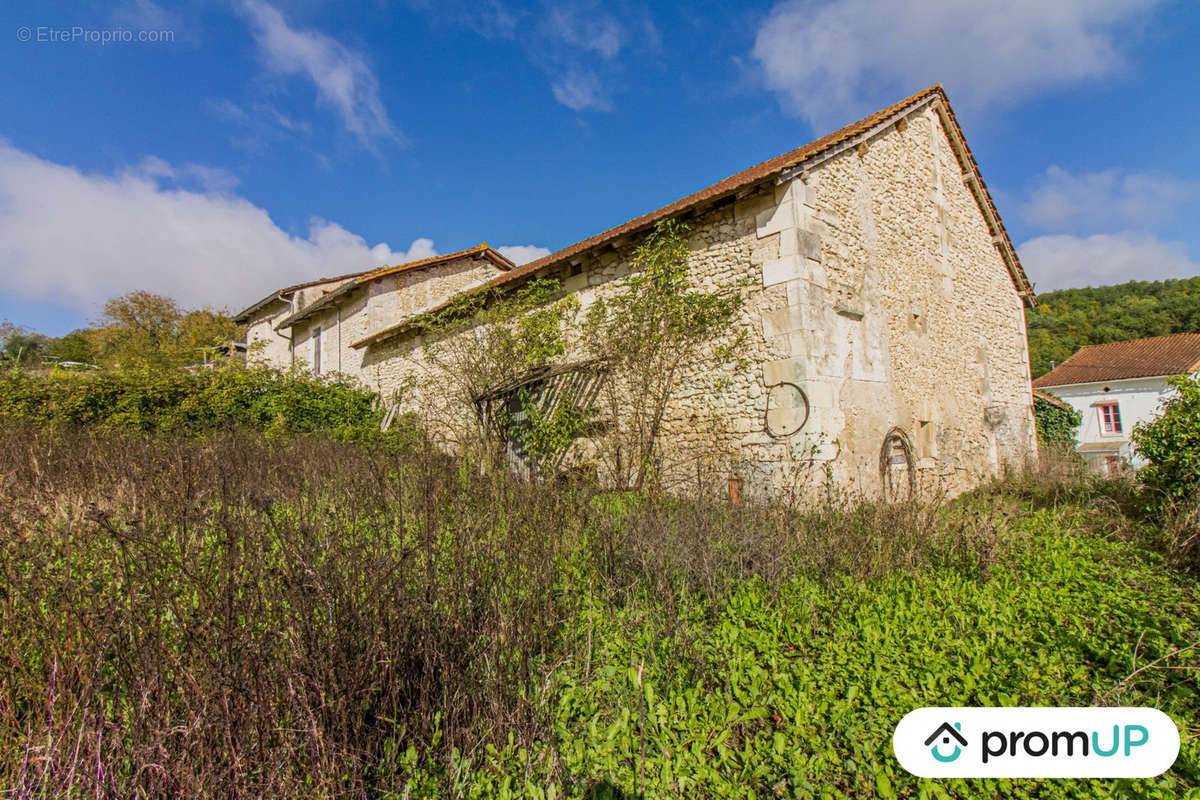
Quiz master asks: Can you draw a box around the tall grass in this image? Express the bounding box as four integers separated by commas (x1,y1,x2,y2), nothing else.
0,426,1092,796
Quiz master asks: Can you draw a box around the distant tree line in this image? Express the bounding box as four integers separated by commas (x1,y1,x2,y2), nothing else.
1,291,242,370
1027,276,1200,377
5,276,1199,382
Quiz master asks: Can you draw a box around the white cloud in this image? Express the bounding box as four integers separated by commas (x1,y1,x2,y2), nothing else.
0,142,430,314
497,244,552,265
111,0,180,32
543,6,624,59
411,1,655,112
236,0,399,148
127,156,241,194
752,0,1163,127
1023,165,1196,232
1019,233,1199,292
551,70,613,112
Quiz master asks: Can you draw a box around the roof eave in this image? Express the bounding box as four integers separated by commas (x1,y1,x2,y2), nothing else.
354,86,1034,348
233,292,289,324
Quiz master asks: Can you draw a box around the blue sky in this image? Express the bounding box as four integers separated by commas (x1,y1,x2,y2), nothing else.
1,0,1198,336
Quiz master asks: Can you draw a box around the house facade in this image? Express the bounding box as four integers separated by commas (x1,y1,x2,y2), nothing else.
236,86,1038,500
236,245,514,390
1033,333,1200,475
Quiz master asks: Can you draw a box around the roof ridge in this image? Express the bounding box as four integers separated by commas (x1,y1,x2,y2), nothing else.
1075,331,1200,349
358,242,496,282
1033,332,1200,388
353,85,1030,349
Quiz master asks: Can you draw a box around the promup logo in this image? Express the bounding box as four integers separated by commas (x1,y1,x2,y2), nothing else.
924,722,967,763
894,708,1179,778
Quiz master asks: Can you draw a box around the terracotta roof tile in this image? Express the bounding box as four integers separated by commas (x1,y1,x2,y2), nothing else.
1033,333,1200,388
1032,389,1067,408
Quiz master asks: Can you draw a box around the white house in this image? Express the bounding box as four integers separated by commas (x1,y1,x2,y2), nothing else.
1033,333,1200,475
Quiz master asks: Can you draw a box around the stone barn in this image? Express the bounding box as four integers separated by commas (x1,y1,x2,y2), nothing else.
236,86,1037,500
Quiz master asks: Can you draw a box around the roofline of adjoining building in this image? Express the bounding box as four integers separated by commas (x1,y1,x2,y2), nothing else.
1032,332,1200,389
272,244,514,331
1032,389,1067,408
350,85,1033,351
1034,370,1199,391
233,265,383,324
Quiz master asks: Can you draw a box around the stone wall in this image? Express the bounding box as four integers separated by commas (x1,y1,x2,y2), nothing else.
245,302,292,368
363,103,1034,500
250,102,1036,501
288,255,502,392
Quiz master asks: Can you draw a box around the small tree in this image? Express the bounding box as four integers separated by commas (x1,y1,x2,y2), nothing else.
0,324,48,369
582,220,744,491
1132,373,1200,507
44,329,98,365
91,291,243,369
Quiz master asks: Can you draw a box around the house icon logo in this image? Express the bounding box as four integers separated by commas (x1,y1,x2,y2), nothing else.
924,722,967,763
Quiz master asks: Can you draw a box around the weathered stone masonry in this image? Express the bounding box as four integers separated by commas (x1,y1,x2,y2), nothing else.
238,87,1037,501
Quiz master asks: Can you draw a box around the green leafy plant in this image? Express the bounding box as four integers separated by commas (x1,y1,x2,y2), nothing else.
581,219,745,491
1033,392,1081,449
1133,372,1200,507
0,366,401,442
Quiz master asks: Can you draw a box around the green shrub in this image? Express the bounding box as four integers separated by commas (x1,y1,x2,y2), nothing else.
1133,373,1200,507
0,366,388,439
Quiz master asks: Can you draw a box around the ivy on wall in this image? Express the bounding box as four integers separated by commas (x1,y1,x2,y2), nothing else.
1033,393,1081,450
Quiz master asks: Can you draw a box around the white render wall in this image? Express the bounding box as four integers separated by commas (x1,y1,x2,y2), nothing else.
1039,376,1175,469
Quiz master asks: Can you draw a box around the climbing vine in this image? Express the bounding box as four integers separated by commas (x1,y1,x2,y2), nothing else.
1033,392,1081,450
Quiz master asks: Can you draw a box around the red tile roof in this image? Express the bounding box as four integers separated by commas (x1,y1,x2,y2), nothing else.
1032,389,1067,408
235,244,513,325
354,85,1032,349
1033,333,1200,388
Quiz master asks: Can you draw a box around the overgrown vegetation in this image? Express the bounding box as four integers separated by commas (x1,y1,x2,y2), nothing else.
414,220,745,488
1,426,1197,798
1027,276,1200,377
0,367,396,439
580,219,745,491
1133,373,1200,511
1032,391,1082,449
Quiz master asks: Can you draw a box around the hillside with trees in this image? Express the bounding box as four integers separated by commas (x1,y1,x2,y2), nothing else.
1027,276,1200,378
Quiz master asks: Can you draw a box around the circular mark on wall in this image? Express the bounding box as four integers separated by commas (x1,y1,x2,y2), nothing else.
879,426,915,501
764,382,809,438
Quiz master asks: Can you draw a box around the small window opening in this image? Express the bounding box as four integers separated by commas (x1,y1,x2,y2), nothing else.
1099,403,1122,434
312,326,322,375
